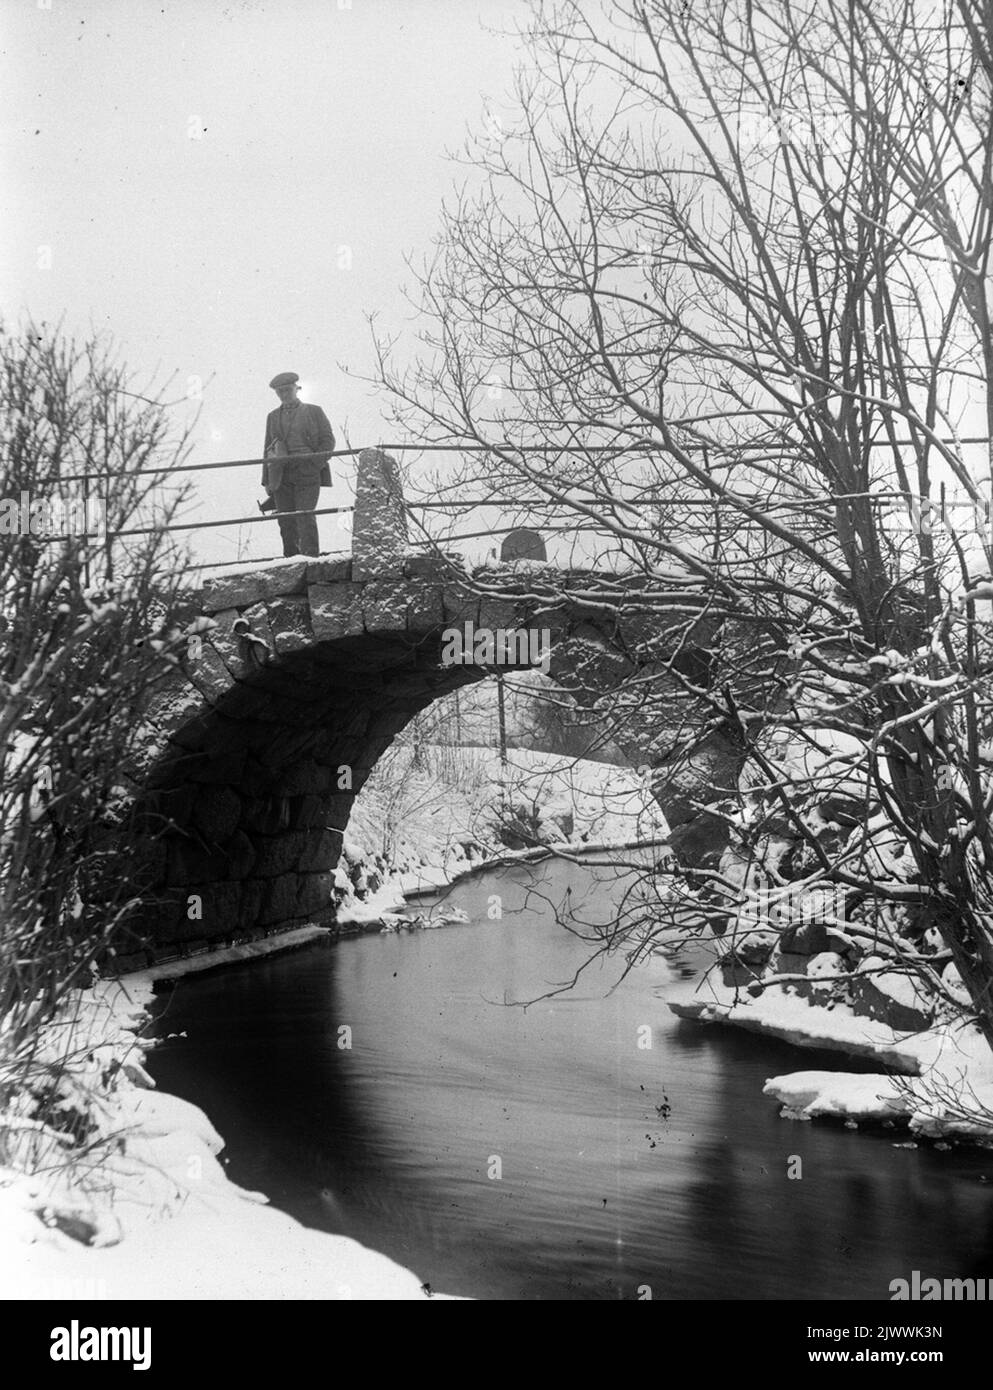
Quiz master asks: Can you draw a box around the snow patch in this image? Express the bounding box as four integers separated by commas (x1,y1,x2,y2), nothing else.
0,978,449,1299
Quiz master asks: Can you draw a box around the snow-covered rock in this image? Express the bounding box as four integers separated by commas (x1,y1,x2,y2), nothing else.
763,1070,909,1122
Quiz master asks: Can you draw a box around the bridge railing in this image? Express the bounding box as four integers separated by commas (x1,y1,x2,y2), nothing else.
30,434,993,577
38,443,635,576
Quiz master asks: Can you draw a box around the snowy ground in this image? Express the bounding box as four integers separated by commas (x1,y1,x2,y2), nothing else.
20,724,986,1300
335,743,669,923
0,971,445,1300
1,746,659,1300
671,968,993,1142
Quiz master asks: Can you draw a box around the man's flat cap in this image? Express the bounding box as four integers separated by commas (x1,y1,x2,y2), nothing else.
269,371,299,389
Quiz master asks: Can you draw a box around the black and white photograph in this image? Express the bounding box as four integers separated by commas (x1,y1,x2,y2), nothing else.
2,0,993,1340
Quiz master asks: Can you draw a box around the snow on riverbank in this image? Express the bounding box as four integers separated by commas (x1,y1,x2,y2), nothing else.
0,977,442,1299
336,743,668,921
1,742,664,1299
671,969,993,1141
761,1018,993,1141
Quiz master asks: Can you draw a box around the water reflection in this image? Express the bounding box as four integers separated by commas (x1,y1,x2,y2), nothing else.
148,853,993,1300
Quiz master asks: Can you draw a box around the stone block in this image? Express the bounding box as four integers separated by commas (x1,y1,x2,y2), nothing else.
201,573,264,613
728,930,778,970
239,879,265,929
306,556,352,583
291,794,329,829
404,554,450,580
307,729,353,765
260,874,301,926
280,761,335,795
255,725,324,768
405,580,446,631
223,829,256,879
323,793,355,830
242,796,293,835
139,895,181,942
298,873,333,916
168,882,242,940
256,561,308,600
239,756,274,798
779,922,831,956
253,832,311,878
266,594,313,654
352,450,408,580
299,829,338,872
146,683,210,745
185,645,234,704
198,882,244,938
665,811,733,870
478,597,527,634
308,582,366,641
168,838,231,885
361,580,410,634
441,593,482,628
190,785,242,841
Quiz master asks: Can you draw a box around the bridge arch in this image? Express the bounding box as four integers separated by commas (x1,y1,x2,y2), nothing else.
123,452,728,963
131,562,649,956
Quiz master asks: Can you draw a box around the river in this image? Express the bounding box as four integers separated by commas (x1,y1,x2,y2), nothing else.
147,851,993,1300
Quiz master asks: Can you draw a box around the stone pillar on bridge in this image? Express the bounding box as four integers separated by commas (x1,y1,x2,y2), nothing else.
352,448,408,580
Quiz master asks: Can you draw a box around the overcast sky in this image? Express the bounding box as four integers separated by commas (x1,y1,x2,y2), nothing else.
0,0,528,566
3,2,988,572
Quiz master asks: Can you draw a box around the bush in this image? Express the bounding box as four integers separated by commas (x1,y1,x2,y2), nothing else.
0,324,194,1166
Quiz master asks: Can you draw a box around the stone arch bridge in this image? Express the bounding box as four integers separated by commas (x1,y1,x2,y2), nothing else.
127,451,731,962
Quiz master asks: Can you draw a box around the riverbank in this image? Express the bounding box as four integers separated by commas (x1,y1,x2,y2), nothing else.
671,971,993,1142
333,742,669,924
0,745,662,1298
141,851,993,1300
0,974,442,1299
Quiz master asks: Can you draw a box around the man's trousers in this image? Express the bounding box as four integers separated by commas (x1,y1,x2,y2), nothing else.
272,479,321,557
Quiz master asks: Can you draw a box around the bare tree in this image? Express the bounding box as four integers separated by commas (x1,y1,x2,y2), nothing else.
373,0,993,1051
0,323,193,1167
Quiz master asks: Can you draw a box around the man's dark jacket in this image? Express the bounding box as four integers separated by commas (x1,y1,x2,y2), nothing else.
262,402,335,491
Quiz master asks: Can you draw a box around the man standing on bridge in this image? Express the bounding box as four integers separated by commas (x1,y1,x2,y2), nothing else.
261,372,335,557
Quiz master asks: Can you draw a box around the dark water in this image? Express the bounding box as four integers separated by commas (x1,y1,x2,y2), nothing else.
147,853,993,1300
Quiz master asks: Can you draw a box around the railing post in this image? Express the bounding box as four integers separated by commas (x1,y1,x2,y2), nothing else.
352,448,408,580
